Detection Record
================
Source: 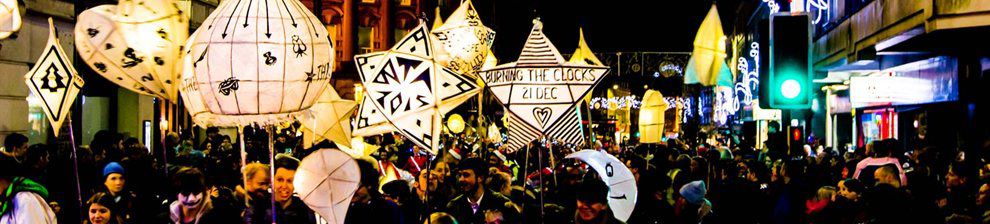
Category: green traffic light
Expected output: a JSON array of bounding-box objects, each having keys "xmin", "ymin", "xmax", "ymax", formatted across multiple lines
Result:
[{"xmin": 781, "ymin": 79, "xmax": 801, "ymax": 99}]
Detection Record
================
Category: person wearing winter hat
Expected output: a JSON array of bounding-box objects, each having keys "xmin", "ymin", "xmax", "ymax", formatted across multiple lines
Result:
[
  {"xmin": 102, "ymin": 162, "xmax": 139, "ymax": 223},
  {"xmin": 103, "ymin": 162, "xmax": 125, "ymax": 196},
  {"xmin": 574, "ymin": 178, "xmax": 623, "ymax": 224},
  {"xmin": 676, "ymin": 180, "xmax": 713, "ymax": 223}
]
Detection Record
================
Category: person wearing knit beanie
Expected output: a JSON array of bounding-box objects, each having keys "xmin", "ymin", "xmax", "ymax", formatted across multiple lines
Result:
[
  {"xmin": 679, "ymin": 180, "xmax": 707, "ymax": 205},
  {"xmin": 676, "ymin": 180, "xmax": 713, "ymax": 223},
  {"xmin": 103, "ymin": 162, "xmax": 125, "ymax": 196}
]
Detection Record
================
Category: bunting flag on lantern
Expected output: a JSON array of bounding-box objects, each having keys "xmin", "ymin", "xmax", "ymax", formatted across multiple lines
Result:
[
  {"xmin": 294, "ymin": 148, "xmax": 361, "ymax": 224},
  {"xmin": 638, "ymin": 90, "xmax": 668, "ymax": 143},
  {"xmin": 296, "ymin": 87, "xmax": 358, "ymax": 148},
  {"xmin": 186, "ymin": 0, "xmax": 333, "ymax": 125},
  {"xmin": 480, "ymin": 20, "xmax": 608, "ymax": 151},
  {"xmin": 566, "ymin": 150, "xmax": 638, "ymax": 222},
  {"xmin": 25, "ymin": 19, "xmax": 85, "ymax": 136},
  {"xmin": 113, "ymin": 0, "xmax": 188, "ymax": 101},
  {"xmin": 75, "ymin": 5, "xmax": 171, "ymax": 98},
  {"xmin": 684, "ymin": 4, "xmax": 727, "ymax": 86},
  {"xmin": 355, "ymin": 23, "xmax": 480, "ymax": 155},
  {"xmin": 432, "ymin": 0, "xmax": 495, "ymax": 78},
  {"xmin": 0, "ymin": 0, "xmax": 21, "ymax": 39}
]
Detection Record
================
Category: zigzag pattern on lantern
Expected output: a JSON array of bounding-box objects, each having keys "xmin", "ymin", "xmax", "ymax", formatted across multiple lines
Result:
[
  {"xmin": 545, "ymin": 107, "xmax": 584, "ymax": 147},
  {"xmin": 505, "ymin": 111, "xmax": 541, "ymax": 154}
]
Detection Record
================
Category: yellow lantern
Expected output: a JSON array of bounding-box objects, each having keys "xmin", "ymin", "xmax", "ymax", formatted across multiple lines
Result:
[
  {"xmin": 639, "ymin": 90, "xmax": 668, "ymax": 143},
  {"xmin": 447, "ymin": 114, "xmax": 465, "ymax": 134}
]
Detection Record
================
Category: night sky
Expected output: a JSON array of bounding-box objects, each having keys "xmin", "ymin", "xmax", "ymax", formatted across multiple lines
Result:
[{"xmin": 430, "ymin": 0, "xmax": 747, "ymax": 61}]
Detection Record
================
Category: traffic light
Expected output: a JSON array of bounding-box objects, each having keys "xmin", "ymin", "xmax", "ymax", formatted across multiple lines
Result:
[{"xmin": 767, "ymin": 13, "xmax": 812, "ymax": 109}]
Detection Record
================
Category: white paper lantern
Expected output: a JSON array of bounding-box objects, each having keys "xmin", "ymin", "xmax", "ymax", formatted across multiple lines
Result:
[
  {"xmin": 480, "ymin": 20, "xmax": 607, "ymax": 150},
  {"xmin": 187, "ymin": 0, "xmax": 333, "ymax": 125},
  {"xmin": 0, "ymin": 0, "xmax": 22, "ymax": 39},
  {"xmin": 76, "ymin": 5, "xmax": 172, "ymax": 98},
  {"xmin": 566, "ymin": 150, "xmax": 638, "ymax": 222},
  {"xmin": 355, "ymin": 22, "xmax": 480, "ymax": 155},
  {"xmin": 296, "ymin": 87, "xmax": 358, "ymax": 148},
  {"xmin": 25, "ymin": 19, "xmax": 85, "ymax": 136},
  {"xmin": 111, "ymin": 0, "xmax": 188, "ymax": 101},
  {"xmin": 179, "ymin": 29, "xmax": 220, "ymax": 127},
  {"xmin": 432, "ymin": 0, "xmax": 495, "ymax": 77},
  {"xmin": 294, "ymin": 149, "xmax": 360, "ymax": 224}
]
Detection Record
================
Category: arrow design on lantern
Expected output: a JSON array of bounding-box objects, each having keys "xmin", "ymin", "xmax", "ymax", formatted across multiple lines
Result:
[
  {"xmin": 222, "ymin": 0, "xmax": 243, "ymax": 38},
  {"xmin": 243, "ymin": 0, "xmax": 253, "ymax": 28},
  {"xmin": 289, "ymin": 0, "xmax": 319, "ymax": 37},
  {"xmin": 193, "ymin": 47, "xmax": 208, "ymax": 67},
  {"xmin": 281, "ymin": 0, "xmax": 297, "ymax": 28},
  {"xmin": 264, "ymin": 0, "xmax": 271, "ymax": 38}
]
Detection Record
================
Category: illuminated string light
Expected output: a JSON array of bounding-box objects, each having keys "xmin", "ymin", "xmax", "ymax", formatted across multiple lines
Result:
[
  {"xmin": 590, "ymin": 96, "xmax": 642, "ymax": 110},
  {"xmin": 806, "ymin": 0, "xmax": 829, "ymax": 25},
  {"xmin": 734, "ymin": 42, "xmax": 760, "ymax": 113},
  {"xmin": 763, "ymin": 0, "xmax": 780, "ymax": 14}
]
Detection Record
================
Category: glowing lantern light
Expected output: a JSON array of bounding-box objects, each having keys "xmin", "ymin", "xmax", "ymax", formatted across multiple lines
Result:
[
  {"xmin": 447, "ymin": 114, "xmax": 465, "ymax": 134},
  {"xmin": 480, "ymin": 20, "xmax": 608, "ymax": 150},
  {"xmin": 114, "ymin": 0, "xmax": 188, "ymax": 101},
  {"xmin": 186, "ymin": 0, "xmax": 333, "ymax": 125},
  {"xmin": 25, "ymin": 19, "xmax": 85, "ymax": 136},
  {"xmin": 684, "ymin": 4, "xmax": 727, "ymax": 86},
  {"xmin": 296, "ymin": 87, "xmax": 358, "ymax": 148},
  {"xmin": 76, "ymin": 5, "xmax": 173, "ymax": 98},
  {"xmin": 639, "ymin": 90, "xmax": 668, "ymax": 143},
  {"xmin": 354, "ymin": 22, "xmax": 481, "ymax": 155},
  {"xmin": 432, "ymin": 0, "xmax": 495, "ymax": 78}
]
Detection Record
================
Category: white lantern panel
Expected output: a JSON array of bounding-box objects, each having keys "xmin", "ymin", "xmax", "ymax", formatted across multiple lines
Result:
[
  {"xmin": 76, "ymin": 5, "xmax": 170, "ymax": 98},
  {"xmin": 189, "ymin": 0, "xmax": 333, "ymax": 125}
]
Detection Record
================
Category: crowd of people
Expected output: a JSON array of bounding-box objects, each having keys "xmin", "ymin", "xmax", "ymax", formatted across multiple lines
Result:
[{"xmin": 2, "ymin": 123, "xmax": 990, "ymax": 224}]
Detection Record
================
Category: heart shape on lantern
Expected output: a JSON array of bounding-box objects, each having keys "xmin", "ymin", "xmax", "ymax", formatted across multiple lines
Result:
[{"xmin": 533, "ymin": 107, "xmax": 552, "ymax": 128}]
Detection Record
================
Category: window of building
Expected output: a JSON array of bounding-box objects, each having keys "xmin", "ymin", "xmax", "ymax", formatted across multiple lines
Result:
[
  {"xmin": 394, "ymin": 29, "xmax": 409, "ymax": 45},
  {"xmin": 26, "ymin": 93, "xmax": 49, "ymax": 145},
  {"xmin": 358, "ymin": 26, "xmax": 376, "ymax": 53}
]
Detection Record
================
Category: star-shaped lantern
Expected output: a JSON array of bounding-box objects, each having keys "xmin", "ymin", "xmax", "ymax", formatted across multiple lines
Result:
[
  {"xmin": 352, "ymin": 52, "xmax": 397, "ymax": 137},
  {"xmin": 480, "ymin": 20, "xmax": 608, "ymax": 150},
  {"xmin": 296, "ymin": 87, "xmax": 358, "ymax": 148},
  {"xmin": 355, "ymin": 23, "xmax": 481, "ymax": 154},
  {"xmin": 25, "ymin": 19, "xmax": 85, "ymax": 136},
  {"xmin": 432, "ymin": 0, "xmax": 495, "ymax": 78}
]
